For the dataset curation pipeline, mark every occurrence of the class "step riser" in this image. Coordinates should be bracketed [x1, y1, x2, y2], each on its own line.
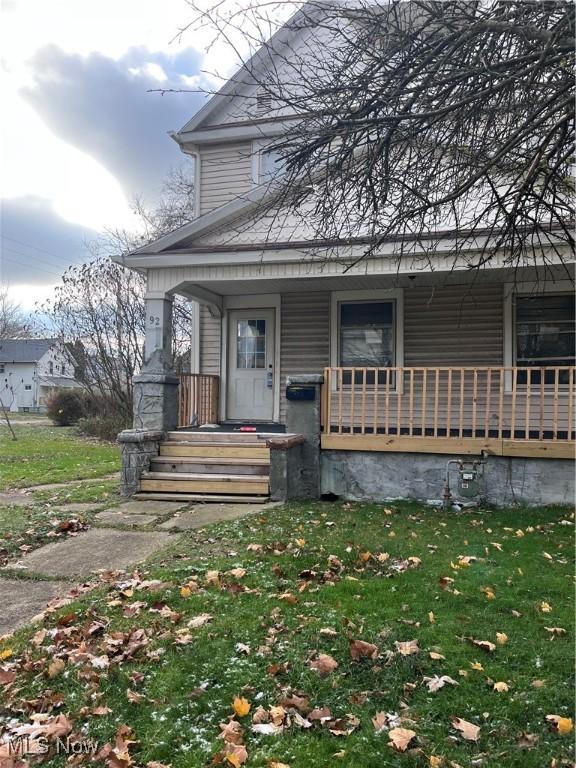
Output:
[150, 461, 269, 476]
[140, 479, 269, 495]
[160, 445, 270, 459]
[132, 493, 269, 503]
[166, 431, 276, 443]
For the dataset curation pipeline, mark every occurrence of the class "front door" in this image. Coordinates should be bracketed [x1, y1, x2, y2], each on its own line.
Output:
[227, 309, 275, 421]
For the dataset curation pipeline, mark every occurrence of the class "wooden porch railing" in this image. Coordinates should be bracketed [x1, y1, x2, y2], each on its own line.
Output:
[321, 367, 575, 458]
[178, 374, 219, 427]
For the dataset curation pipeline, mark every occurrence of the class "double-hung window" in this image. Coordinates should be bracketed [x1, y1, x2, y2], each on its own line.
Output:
[515, 293, 574, 384]
[338, 300, 395, 385]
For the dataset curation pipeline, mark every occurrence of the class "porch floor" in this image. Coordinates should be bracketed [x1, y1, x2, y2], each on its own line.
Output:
[176, 422, 286, 434]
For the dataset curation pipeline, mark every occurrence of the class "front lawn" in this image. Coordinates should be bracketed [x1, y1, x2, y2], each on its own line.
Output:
[0, 424, 119, 489]
[1, 501, 573, 767]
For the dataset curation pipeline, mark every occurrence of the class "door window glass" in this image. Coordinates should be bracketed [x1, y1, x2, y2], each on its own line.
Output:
[237, 319, 266, 369]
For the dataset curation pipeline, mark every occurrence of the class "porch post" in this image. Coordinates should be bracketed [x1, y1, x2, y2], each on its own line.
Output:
[132, 294, 179, 432]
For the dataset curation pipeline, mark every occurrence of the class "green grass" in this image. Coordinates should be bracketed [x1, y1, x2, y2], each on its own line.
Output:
[1, 501, 573, 767]
[0, 423, 119, 490]
[0, 423, 121, 563]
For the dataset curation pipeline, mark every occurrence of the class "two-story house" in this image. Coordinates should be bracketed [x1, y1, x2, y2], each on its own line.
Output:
[0, 338, 81, 413]
[116, 5, 574, 505]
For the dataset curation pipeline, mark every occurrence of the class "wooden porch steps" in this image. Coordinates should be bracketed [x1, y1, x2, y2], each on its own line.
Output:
[137, 430, 272, 501]
[132, 492, 270, 503]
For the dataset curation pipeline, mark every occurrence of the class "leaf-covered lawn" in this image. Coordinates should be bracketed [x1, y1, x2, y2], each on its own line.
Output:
[0, 424, 119, 490]
[0, 480, 121, 566]
[1, 501, 574, 767]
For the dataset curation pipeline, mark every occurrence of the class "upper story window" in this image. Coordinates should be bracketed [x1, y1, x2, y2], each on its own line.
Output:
[48, 361, 54, 375]
[0, 364, 4, 374]
[61, 363, 66, 375]
[259, 147, 286, 183]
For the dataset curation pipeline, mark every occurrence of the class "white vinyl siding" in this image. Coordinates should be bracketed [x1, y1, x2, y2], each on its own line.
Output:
[199, 305, 222, 376]
[404, 284, 503, 366]
[280, 292, 331, 420]
[199, 142, 253, 216]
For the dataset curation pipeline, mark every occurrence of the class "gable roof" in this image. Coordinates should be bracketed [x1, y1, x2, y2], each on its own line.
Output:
[0, 338, 58, 364]
[174, 2, 324, 138]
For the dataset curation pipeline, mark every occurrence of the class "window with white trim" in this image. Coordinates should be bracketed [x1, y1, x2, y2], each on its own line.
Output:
[259, 147, 285, 183]
[338, 300, 395, 385]
[0, 364, 4, 374]
[515, 293, 574, 384]
[515, 294, 574, 366]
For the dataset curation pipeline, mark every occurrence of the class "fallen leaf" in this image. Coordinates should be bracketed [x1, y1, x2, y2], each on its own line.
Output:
[451, 717, 480, 741]
[395, 639, 419, 656]
[219, 720, 244, 745]
[467, 637, 496, 652]
[180, 586, 192, 598]
[224, 744, 248, 767]
[429, 651, 445, 660]
[309, 653, 339, 676]
[546, 715, 573, 735]
[423, 675, 458, 692]
[493, 681, 509, 692]
[227, 568, 247, 579]
[47, 658, 66, 678]
[205, 570, 221, 587]
[328, 714, 360, 736]
[429, 757, 443, 767]
[539, 601, 552, 613]
[188, 613, 213, 629]
[388, 727, 416, 751]
[0, 649, 13, 661]
[496, 632, 508, 645]
[232, 697, 251, 718]
[517, 732, 539, 749]
[349, 638, 379, 660]
[428, 612, 435, 624]
[251, 723, 283, 735]
[544, 626, 566, 636]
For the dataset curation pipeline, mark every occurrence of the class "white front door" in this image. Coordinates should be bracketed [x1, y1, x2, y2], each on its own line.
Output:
[227, 309, 275, 421]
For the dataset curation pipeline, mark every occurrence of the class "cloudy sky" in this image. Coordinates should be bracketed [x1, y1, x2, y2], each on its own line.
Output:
[0, 0, 243, 309]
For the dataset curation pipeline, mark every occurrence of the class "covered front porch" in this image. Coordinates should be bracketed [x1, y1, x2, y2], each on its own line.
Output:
[157, 263, 574, 461]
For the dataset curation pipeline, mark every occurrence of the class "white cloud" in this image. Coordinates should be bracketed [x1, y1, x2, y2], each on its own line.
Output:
[1, 71, 135, 231]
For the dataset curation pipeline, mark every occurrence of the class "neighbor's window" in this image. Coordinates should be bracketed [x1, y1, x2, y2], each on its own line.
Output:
[0, 364, 4, 374]
[61, 364, 66, 375]
[24, 385, 32, 390]
[339, 301, 395, 384]
[48, 361, 54, 374]
[515, 294, 575, 384]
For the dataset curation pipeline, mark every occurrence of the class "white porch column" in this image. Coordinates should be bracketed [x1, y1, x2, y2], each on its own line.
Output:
[132, 293, 179, 431]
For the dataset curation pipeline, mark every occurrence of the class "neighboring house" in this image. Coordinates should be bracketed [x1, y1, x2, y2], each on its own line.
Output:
[115, 6, 574, 505]
[0, 338, 81, 413]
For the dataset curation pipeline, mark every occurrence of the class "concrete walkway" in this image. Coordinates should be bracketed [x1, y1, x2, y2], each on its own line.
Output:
[0, 498, 278, 636]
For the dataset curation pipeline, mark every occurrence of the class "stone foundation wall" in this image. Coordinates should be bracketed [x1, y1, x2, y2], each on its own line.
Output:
[118, 430, 164, 497]
[321, 451, 575, 506]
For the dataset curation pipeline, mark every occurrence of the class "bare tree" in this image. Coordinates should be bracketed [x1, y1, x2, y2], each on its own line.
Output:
[0, 288, 29, 340]
[38, 166, 195, 418]
[178, 0, 574, 272]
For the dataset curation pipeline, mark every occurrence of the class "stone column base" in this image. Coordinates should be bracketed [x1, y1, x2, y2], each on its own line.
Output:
[283, 374, 324, 499]
[118, 429, 164, 496]
[133, 371, 179, 432]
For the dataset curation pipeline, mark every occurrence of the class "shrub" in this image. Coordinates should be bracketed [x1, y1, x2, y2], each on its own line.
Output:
[46, 390, 87, 426]
[76, 415, 130, 442]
